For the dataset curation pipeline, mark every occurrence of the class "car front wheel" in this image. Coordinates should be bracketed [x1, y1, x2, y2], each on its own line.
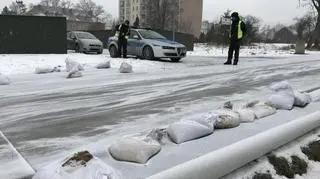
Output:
[109, 45, 118, 58]
[143, 46, 154, 60]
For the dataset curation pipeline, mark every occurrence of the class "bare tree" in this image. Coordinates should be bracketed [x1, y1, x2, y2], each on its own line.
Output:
[75, 0, 105, 22]
[8, 1, 27, 15]
[299, 0, 320, 49]
[243, 15, 261, 44]
[1, 6, 10, 15]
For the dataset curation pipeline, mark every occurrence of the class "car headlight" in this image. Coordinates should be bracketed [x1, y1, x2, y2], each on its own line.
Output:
[162, 46, 175, 50]
[152, 44, 161, 47]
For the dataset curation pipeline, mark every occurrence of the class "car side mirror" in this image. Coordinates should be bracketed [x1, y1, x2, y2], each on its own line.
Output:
[133, 35, 139, 40]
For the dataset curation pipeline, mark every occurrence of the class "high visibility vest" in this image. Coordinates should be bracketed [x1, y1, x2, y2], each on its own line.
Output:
[115, 24, 129, 39]
[238, 21, 243, 39]
[230, 21, 244, 40]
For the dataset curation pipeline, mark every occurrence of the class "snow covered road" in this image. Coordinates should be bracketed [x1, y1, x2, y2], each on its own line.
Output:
[0, 51, 320, 178]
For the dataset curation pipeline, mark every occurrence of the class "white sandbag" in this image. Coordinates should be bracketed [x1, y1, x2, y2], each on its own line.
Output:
[167, 115, 215, 144]
[250, 104, 277, 119]
[35, 67, 54, 74]
[294, 92, 312, 107]
[267, 81, 295, 110]
[119, 62, 133, 73]
[96, 61, 111, 69]
[0, 75, 10, 85]
[236, 108, 255, 123]
[212, 109, 240, 129]
[109, 135, 161, 164]
[33, 151, 121, 179]
[65, 58, 84, 72]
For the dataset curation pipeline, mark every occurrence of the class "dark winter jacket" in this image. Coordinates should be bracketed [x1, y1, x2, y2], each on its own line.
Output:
[230, 18, 247, 41]
[118, 23, 130, 39]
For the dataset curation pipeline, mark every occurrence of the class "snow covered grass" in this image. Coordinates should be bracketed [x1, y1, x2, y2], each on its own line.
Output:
[188, 43, 300, 57]
[222, 128, 320, 179]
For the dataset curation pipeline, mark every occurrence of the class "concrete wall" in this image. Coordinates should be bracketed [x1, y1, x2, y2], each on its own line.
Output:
[0, 15, 66, 54]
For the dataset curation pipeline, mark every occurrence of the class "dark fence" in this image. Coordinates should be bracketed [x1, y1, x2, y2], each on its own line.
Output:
[0, 15, 66, 54]
[88, 29, 194, 51]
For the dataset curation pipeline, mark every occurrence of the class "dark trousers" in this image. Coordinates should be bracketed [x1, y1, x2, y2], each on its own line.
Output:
[118, 38, 128, 58]
[227, 40, 241, 65]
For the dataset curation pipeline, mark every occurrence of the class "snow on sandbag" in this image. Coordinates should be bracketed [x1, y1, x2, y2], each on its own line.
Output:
[250, 103, 277, 119]
[119, 62, 133, 73]
[167, 114, 215, 144]
[212, 109, 240, 129]
[65, 58, 84, 72]
[267, 81, 295, 110]
[0, 75, 10, 85]
[236, 108, 255, 123]
[109, 133, 161, 164]
[294, 92, 312, 107]
[33, 151, 121, 179]
[96, 61, 111, 69]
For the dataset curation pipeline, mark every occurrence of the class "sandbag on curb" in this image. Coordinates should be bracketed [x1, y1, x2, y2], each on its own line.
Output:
[250, 103, 277, 119]
[212, 109, 240, 129]
[0, 75, 10, 85]
[119, 62, 133, 73]
[167, 115, 215, 144]
[35, 67, 54, 74]
[294, 92, 312, 107]
[67, 70, 82, 79]
[96, 61, 111, 69]
[65, 58, 84, 72]
[267, 81, 295, 110]
[33, 151, 121, 179]
[109, 134, 161, 164]
[236, 108, 255, 123]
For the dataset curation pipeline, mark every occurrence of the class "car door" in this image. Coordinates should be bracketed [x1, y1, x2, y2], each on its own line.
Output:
[67, 32, 77, 50]
[127, 30, 141, 56]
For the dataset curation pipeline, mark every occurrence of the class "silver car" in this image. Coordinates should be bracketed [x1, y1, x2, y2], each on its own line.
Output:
[108, 28, 187, 62]
[67, 31, 103, 54]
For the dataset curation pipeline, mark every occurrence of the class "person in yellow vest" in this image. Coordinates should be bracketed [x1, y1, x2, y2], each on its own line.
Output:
[224, 12, 247, 65]
[115, 20, 130, 58]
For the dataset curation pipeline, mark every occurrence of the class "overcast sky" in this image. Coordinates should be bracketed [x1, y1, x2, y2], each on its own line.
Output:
[0, 0, 309, 25]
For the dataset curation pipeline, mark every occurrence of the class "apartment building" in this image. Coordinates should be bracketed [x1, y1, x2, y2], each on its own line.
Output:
[119, 0, 203, 37]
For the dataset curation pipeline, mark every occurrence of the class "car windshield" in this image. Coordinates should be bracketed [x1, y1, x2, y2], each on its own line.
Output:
[74, 32, 97, 39]
[138, 30, 166, 39]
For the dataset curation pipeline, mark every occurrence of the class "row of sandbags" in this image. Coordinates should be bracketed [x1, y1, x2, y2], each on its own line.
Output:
[32, 81, 314, 179]
[107, 81, 313, 165]
[34, 58, 133, 79]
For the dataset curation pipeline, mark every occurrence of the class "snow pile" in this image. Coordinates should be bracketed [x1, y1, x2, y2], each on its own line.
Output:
[212, 109, 241, 129]
[267, 81, 295, 110]
[294, 92, 312, 107]
[33, 151, 121, 179]
[119, 62, 133, 73]
[167, 114, 215, 144]
[96, 61, 111, 69]
[109, 133, 161, 164]
[0, 73, 10, 85]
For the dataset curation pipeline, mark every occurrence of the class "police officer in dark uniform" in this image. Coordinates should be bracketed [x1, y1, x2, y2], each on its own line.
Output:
[115, 20, 130, 58]
[224, 12, 247, 65]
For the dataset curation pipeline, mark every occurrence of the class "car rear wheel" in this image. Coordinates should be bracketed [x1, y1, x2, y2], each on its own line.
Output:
[109, 45, 118, 58]
[171, 58, 181, 62]
[143, 46, 154, 60]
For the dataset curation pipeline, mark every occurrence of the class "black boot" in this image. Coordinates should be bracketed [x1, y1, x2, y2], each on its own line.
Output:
[224, 61, 232, 65]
